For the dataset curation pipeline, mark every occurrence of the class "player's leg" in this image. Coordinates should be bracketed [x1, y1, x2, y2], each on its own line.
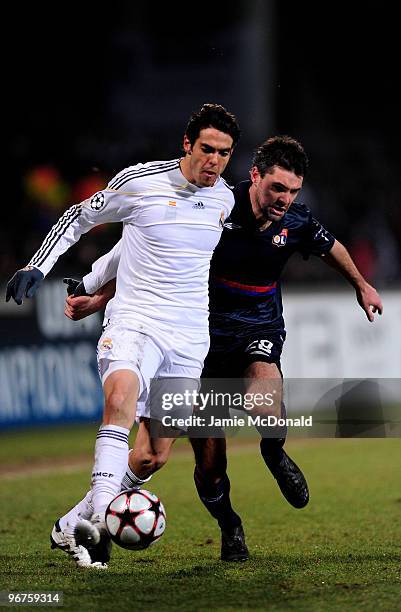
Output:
[52, 416, 172, 567]
[73, 367, 140, 562]
[73, 326, 166, 556]
[190, 436, 249, 562]
[244, 360, 285, 456]
[57, 423, 163, 524]
[191, 436, 239, 529]
[193, 334, 248, 560]
[90, 368, 139, 511]
[52, 376, 137, 570]
[124, 327, 206, 486]
[121, 418, 176, 490]
[50, 369, 139, 568]
[244, 360, 309, 508]
[56, 490, 94, 534]
[50, 491, 103, 569]
[54, 326, 166, 568]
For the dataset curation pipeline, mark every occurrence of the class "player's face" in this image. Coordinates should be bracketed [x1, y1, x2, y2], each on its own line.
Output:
[182, 128, 233, 187]
[250, 165, 303, 223]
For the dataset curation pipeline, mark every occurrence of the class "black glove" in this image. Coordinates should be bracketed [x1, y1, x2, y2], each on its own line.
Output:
[63, 278, 88, 297]
[6, 266, 44, 305]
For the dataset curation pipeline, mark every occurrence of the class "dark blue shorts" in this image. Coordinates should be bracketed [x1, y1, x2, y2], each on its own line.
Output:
[202, 326, 286, 378]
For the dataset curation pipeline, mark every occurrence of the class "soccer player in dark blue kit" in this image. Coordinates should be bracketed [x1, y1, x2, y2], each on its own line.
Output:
[54, 136, 383, 563]
[190, 136, 382, 560]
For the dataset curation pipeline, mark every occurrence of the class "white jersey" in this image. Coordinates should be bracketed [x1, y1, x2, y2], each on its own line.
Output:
[83, 240, 122, 295]
[29, 159, 234, 334]
[83, 239, 121, 326]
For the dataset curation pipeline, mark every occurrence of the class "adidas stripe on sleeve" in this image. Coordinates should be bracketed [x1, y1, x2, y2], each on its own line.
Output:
[27, 191, 134, 277]
[28, 160, 178, 277]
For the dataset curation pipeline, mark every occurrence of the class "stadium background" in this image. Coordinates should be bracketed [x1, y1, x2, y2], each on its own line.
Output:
[1, 1, 399, 428]
[1, 4, 401, 610]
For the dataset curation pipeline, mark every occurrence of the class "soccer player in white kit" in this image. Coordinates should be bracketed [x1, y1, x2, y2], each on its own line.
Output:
[6, 103, 241, 568]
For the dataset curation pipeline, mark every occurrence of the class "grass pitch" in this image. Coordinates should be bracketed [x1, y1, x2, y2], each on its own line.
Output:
[0, 426, 401, 611]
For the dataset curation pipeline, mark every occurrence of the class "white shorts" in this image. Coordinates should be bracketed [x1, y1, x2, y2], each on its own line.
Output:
[97, 320, 208, 420]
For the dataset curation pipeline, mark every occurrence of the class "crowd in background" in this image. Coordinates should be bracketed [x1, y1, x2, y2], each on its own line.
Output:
[3, 2, 400, 290]
[2, 139, 399, 289]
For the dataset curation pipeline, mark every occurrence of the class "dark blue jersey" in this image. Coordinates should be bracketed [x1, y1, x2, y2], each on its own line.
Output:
[209, 180, 335, 331]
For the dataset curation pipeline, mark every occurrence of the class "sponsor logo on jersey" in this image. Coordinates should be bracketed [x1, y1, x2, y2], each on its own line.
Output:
[90, 192, 106, 211]
[272, 228, 288, 247]
[100, 337, 113, 351]
[193, 201, 205, 209]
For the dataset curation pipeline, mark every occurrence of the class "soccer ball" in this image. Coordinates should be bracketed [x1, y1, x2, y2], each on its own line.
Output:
[105, 488, 166, 550]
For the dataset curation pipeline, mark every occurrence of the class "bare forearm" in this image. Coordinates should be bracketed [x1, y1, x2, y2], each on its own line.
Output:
[97, 278, 116, 307]
[65, 279, 116, 321]
[322, 239, 383, 321]
[322, 240, 366, 290]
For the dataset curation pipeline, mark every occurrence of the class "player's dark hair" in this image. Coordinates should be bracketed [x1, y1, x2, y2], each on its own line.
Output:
[185, 103, 241, 148]
[252, 136, 309, 177]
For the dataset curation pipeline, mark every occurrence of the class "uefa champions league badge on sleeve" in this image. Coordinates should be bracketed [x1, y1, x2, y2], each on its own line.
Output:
[272, 228, 288, 247]
[90, 192, 106, 211]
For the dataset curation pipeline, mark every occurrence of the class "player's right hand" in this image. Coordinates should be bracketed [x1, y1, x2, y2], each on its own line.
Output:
[356, 283, 383, 322]
[5, 266, 44, 305]
[63, 277, 104, 321]
[64, 294, 96, 321]
[63, 277, 114, 321]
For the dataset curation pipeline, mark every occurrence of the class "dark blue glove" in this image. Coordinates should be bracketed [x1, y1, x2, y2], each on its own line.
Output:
[63, 278, 88, 297]
[6, 266, 44, 305]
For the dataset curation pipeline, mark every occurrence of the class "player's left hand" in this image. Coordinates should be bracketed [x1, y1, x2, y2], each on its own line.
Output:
[5, 266, 44, 305]
[356, 283, 383, 322]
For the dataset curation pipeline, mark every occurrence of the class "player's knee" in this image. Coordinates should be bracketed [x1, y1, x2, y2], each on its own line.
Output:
[105, 391, 129, 418]
[133, 449, 168, 474]
[195, 460, 226, 485]
[153, 450, 169, 472]
[133, 447, 155, 471]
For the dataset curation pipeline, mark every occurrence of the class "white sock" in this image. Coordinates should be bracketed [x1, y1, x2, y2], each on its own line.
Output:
[59, 490, 93, 534]
[91, 424, 130, 514]
[120, 463, 152, 491]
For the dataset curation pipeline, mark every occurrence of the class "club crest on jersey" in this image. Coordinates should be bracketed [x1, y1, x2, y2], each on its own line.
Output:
[90, 192, 106, 211]
[100, 337, 113, 351]
[272, 228, 288, 247]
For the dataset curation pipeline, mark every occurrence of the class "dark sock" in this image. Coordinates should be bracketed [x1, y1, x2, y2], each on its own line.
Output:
[194, 468, 242, 532]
